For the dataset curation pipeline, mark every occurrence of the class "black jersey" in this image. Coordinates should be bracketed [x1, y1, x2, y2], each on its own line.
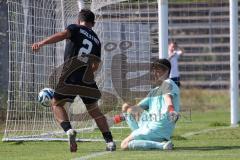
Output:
[64, 24, 101, 61]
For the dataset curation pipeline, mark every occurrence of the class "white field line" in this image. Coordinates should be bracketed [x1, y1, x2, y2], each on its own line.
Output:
[72, 127, 231, 160]
[72, 151, 112, 160]
[181, 126, 230, 138]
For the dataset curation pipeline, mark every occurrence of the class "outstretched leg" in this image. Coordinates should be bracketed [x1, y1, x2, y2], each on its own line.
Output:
[121, 133, 173, 150]
[128, 140, 173, 150]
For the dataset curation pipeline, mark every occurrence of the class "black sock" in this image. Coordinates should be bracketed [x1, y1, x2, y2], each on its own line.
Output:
[60, 121, 72, 132]
[102, 132, 113, 143]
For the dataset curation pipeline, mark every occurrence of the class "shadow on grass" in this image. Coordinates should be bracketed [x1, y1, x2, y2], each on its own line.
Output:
[209, 121, 228, 127]
[13, 141, 24, 145]
[172, 135, 187, 140]
[175, 146, 240, 151]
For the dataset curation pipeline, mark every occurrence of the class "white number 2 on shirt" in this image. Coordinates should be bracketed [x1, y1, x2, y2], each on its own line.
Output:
[79, 39, 93, 55]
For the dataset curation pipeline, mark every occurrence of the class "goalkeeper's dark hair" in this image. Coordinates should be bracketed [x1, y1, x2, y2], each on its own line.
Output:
[78, 9, 95, 23]
[151, 58, 171, 76]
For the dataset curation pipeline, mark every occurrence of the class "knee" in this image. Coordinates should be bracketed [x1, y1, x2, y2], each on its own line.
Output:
[51, 100, 65, 116]
[122, 103, 132, 112]
[86, 103, 98, 113]
[51, 98, 65, 107]
[51, 104, 57, 111]
[86, 103, 104, 118]
[51, 98, 57, 107]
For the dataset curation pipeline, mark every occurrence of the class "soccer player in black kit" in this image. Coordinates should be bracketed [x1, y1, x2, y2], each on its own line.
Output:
[32, 9, 116, 152]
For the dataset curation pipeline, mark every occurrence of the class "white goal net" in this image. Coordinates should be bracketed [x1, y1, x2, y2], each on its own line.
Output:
[3, 0, 156, 141]
[4, 0, 235, 141]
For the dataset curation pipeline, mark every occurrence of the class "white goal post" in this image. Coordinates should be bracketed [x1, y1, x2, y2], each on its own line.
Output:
[229, 0, 239, 127]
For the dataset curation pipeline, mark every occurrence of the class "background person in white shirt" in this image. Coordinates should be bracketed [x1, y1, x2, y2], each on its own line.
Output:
[168, 41, 184, 87]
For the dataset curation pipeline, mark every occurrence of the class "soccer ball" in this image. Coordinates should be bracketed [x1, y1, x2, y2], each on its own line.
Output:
[38, 88, 54, 107]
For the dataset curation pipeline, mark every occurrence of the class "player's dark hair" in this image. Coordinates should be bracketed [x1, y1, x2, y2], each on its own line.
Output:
[151, 58, 171, 76]
[78, 9, 95, 23]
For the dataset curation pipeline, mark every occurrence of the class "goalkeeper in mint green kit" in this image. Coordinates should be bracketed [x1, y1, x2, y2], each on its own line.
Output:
[115, 59, 180, 150]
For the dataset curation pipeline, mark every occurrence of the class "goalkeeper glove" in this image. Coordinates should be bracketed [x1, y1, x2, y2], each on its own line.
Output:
[169, 111, 180, 123]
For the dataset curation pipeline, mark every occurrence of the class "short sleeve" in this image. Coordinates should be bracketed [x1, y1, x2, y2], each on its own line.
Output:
[66, 24, 79, 40]
[161, 80, 177, 96]
[137, 96, 150, 110]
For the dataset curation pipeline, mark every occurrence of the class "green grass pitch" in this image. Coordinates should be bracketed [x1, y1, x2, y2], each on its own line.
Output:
[0, 90, 240, 160]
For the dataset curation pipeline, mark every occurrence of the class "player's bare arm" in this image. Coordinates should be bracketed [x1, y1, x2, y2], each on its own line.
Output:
[122, 103, 143, 113]
[31, 30, 70, 52]
[164, 94, 180, 123]
[164, 94, 174, 108]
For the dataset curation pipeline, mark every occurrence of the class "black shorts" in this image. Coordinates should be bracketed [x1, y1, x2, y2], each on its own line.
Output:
[53, 61, 101, 105]
[53, 83, 101, 105]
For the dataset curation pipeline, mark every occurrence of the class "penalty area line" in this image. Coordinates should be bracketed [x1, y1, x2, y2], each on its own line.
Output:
[72, 151, 112, 160]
